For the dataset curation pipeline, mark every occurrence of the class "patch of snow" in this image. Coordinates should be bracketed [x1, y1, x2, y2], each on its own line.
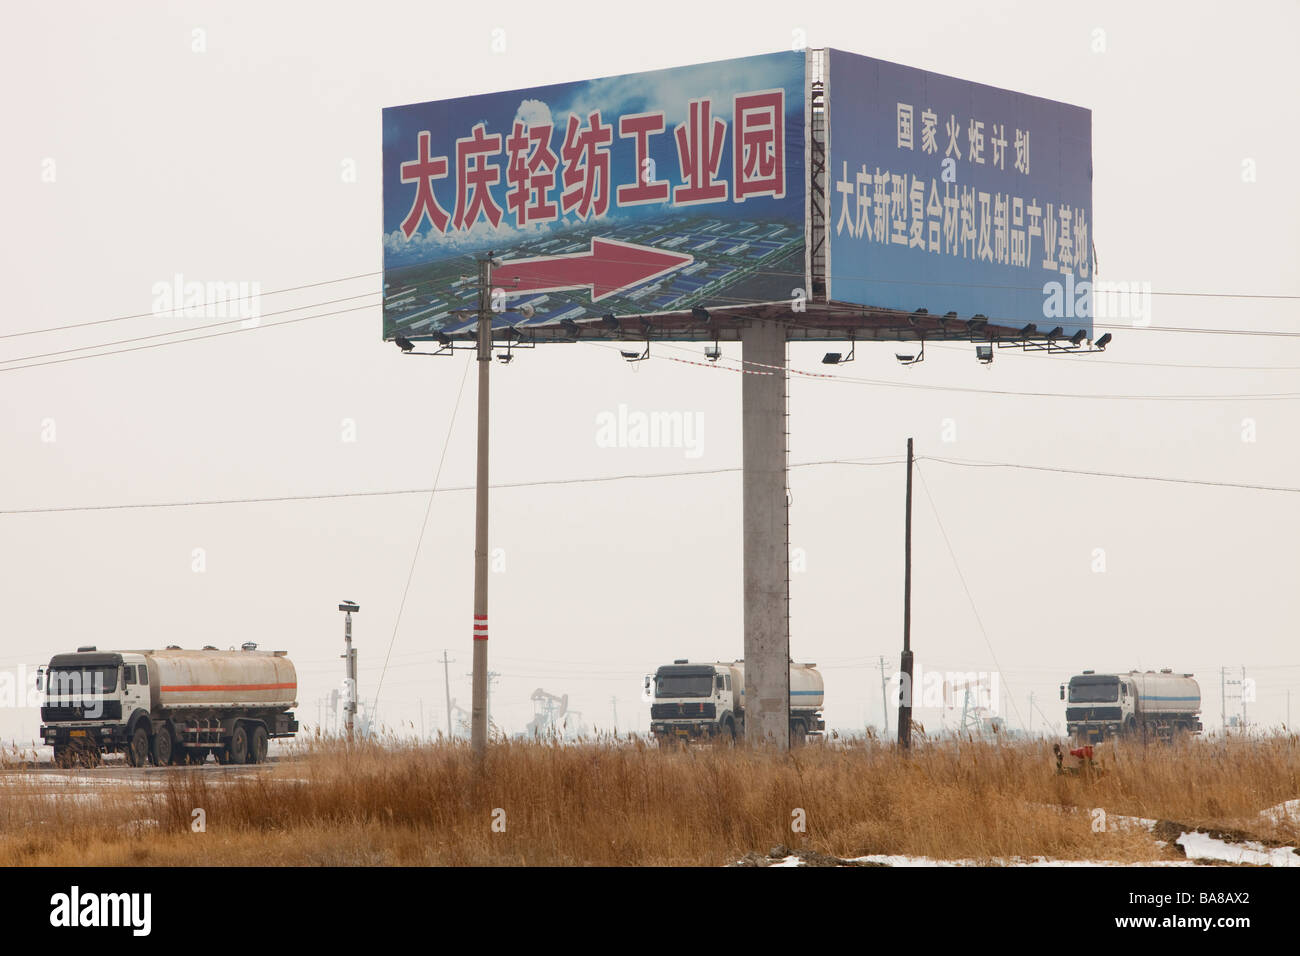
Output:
[1260, 799, 1300, 826]
[1107, 813, 1158, 831]
[1176, 831, 1300, 867]
[844, 854, 1194, 867]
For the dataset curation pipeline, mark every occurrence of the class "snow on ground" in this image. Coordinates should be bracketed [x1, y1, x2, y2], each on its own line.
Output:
[1260, 799, 1300, 826]
[847, 854, 1195, 867]
[1176, 831, 1300, 867]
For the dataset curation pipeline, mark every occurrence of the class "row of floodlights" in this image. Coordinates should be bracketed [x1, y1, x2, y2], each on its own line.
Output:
[394, 304, 1110, 368]
[394, 307, 716, 364]
[822, 311, 1110, 367]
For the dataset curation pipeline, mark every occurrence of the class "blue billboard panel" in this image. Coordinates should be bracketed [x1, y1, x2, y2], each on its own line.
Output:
[826, 49, 1092, 337]
[382, 52, 807, 340]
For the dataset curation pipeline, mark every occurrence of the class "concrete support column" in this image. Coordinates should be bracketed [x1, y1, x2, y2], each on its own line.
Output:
[741, 319, 790, 750]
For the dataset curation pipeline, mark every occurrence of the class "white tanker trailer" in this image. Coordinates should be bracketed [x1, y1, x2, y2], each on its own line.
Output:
[38, 644, 299, 766]
[647, 659, 825, 745]
[1061, 669, 1202, 744]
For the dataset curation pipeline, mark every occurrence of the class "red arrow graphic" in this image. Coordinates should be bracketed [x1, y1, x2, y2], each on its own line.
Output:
[498, 238, 694, 302]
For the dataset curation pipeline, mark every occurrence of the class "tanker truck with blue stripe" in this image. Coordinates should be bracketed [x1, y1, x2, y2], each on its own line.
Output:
[1061, 669, 1202, 743]
[648, 660, 825, 745]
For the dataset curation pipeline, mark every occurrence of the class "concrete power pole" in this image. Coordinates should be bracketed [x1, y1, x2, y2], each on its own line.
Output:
[878, 656, 890, 736]
[339, 601, 360, 741]
[897, 438, 915, 751]
[439, 650, 455, 737]
[470, 254, 494, 757]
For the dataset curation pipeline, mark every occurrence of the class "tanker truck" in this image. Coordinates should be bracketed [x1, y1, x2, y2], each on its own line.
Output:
[647, 659, 825, 745]
[1061, 669, 1202, 744]
[37, 644, 299, 766]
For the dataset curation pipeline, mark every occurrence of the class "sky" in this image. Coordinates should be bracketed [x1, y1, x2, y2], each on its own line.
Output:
[1, 0, 1297, 744]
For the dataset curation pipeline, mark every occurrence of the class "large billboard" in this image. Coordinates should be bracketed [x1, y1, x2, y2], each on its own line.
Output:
[382, 52, 807, 341]
[825, 49, 1093, 337]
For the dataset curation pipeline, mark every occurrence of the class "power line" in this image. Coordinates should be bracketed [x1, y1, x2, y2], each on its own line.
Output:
[924, 341, 1300, 373]
[747, 265, 1300, 303]
[0, 458, 902, 516]
[630, 339, 1300, 402]
[0, 301, 377, 374]
[917, 454, 1300, 494]
[0, 263, 1295, 382]
[0, 271, 381, 340]
[373, 355, 472, 710]
[4, 450, 1295, 518]
[913, 460, 1024, 731]
[0, 292, 378, 366]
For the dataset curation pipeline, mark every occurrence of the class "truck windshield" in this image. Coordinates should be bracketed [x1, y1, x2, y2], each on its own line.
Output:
[46, 666, 117, 698]
[1069, 679, 1118, 703]
[656, 674, 713, 698]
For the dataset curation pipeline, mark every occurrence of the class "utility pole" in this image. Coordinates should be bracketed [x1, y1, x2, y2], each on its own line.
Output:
[470, 253, 494, 757]
[1220, 666, 1226, 732]
[439, 650, 455, 737]
[1241, 666, 1248, 730]
[897, 437, 914, 751]
[611, 695, 618, 733]
[339, 601, 360, 741]
[878, 656, 890, 736]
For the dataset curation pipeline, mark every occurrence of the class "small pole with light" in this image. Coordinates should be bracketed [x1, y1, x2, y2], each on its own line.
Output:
[339, 601, 360, 741]
[897, 438, 914, 751]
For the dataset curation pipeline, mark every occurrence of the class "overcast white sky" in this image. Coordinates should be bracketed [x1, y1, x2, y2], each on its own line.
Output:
[1, 0, 1297, 743]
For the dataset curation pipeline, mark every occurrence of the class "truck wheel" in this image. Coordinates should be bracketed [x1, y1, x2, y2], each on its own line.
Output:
[720, 717, 737, 745]
[226, 724, 249, 765]
[249, 726, 268, 764]
[188, 749, 208, 766]
[126, 725, 150, 767]
[151, 724, 174, 766]
[790, 720, 807, 747]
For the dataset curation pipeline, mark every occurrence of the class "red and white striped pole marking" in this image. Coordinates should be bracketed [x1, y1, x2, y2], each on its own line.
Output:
[473, 614, 488, 641]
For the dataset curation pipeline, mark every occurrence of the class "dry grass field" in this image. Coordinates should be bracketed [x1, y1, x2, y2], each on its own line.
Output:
[1, 733, 1297, 866]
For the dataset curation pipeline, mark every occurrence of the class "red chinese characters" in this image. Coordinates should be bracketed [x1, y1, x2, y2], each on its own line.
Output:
[673, 99, 728, 205]
[560, 111, 614, 220]
[505, 121, 559, 226]
[394, 87, 789, 239]
[616, 112, 670, 206]
[734, 90, 785, 201]
[452, 123, 504, 231]
[399, 131, 450, 238]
